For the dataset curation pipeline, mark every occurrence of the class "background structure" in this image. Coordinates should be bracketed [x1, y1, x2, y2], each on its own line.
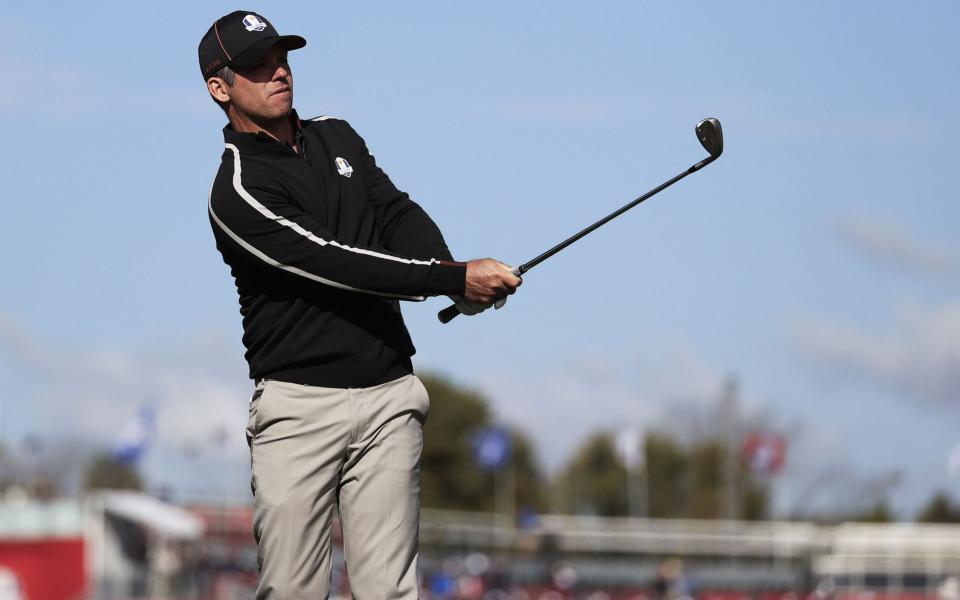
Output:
[1, 3, 959, 598]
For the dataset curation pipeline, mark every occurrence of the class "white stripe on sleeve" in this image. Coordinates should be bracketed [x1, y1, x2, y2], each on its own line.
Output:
[208, 145, 430, 301]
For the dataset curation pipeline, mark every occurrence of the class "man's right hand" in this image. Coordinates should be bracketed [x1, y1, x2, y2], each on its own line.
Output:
[464, 259, 522, 304]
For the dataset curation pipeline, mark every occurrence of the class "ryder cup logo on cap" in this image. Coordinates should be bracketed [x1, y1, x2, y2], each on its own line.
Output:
[335, 157, 354, 178]
[198, 11, 306, 79]
[242, 14, 268, 32]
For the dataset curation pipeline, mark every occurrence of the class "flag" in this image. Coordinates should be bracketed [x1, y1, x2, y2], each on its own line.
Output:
[112, 405, 155, 464]
[615, 428, 644, 470]
[471, 426, 511, 471]
[949, 443, 960, 478]
[740, 431, 786, 475]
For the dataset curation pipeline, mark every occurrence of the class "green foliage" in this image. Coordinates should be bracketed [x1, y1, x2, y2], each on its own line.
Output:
[739, 475, 769, 521]
[419, 372, 774, 520]
[689, 440, 726, 519]
[559, 429, 770, 519]
[419, 373, 546, 513]
[651, 431, 769, 520]
[645, 432, 689, 518]
[83, 453, 143, 491]
[916, 491, 960, 523]
[556, 432, 628, 516]
[853, 500, 894, 523]
[511, 432, 549, 513]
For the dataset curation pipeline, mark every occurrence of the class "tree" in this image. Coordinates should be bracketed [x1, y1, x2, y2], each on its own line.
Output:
[645, 432, 690, 518]
[83, 453, 143, 491]
[646, 430, 768, 520]
[916, 491, 960, 523]
[419, 373, 547, 513]
[0, 443, 13, 494]
[555, 432, 628, 516]
[738, 472, 769, 521]
[636, 377, 771, 519]
[557, 427, 770, 519]
[689, 439, 726, 519]
[853, 500, 893, 523]
[511, 431, 549, 513]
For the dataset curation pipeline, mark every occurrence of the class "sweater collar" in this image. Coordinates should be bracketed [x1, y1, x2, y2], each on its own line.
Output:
[222, 109, 303, 155]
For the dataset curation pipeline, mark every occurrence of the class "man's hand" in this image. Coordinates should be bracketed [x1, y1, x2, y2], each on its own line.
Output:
[464, 259, 522, 304]
[448, 295, 491, 316]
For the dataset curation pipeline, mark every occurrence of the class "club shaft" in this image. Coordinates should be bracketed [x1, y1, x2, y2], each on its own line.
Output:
[438, 153, 717, 324]
[519, 155, 714, 275]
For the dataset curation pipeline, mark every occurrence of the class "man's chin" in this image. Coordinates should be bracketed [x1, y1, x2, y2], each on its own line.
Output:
[261, 103, 293, 121]
[271, 99, 294, 118]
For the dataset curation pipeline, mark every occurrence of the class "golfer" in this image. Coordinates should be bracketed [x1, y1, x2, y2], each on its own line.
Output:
[198, 10, 521, 598]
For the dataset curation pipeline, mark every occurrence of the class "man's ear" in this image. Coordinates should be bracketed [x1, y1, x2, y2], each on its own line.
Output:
[207, 77, 231, 103]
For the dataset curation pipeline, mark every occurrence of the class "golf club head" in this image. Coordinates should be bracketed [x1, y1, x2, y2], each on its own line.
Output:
[696, 118, 723, 158]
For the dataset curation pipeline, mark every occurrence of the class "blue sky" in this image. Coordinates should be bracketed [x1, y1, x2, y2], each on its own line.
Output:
[1, 2, 958, 516]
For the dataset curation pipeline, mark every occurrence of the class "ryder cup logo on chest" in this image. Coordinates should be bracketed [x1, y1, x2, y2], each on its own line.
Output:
[242, 14, 268, 32]
[335, 157, 353, 178]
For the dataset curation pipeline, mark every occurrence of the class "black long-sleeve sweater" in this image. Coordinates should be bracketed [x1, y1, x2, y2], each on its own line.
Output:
[208, 114, 466, 387]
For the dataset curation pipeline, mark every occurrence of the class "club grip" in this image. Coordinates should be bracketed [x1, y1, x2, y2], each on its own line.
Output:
[438, 303, 461, 324]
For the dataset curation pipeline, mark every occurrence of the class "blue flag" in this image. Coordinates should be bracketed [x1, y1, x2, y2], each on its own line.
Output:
[112, 405, 155, 464]
[471, 426, 512, 471]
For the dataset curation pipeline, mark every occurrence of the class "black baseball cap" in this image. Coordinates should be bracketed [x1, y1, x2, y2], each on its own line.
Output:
[198, 10, 306, 80]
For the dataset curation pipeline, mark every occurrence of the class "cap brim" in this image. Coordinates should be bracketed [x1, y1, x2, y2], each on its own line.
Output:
[230, 35, 306, 69]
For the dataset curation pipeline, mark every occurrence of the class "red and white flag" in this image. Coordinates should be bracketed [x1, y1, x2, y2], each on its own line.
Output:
[740, 432, 786, 475]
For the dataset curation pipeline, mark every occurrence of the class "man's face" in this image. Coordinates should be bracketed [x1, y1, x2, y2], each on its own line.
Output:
[227, 45, 294, 122]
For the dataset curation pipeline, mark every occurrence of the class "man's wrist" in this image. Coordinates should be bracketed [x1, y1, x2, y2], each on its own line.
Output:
[426, 261, 467, 296]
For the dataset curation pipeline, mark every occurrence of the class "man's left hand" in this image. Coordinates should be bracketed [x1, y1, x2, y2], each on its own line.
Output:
[448, 295, 492, 316]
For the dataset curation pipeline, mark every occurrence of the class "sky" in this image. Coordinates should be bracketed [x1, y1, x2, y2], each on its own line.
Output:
[1, 1, 958, 517]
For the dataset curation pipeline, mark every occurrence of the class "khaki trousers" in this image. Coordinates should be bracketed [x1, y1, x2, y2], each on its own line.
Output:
[246, 374, 430, 599]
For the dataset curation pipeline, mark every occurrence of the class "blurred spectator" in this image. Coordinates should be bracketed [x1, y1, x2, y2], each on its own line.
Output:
[0, 568, 26, 600]
[939, 576, 960, 600]
[653, 559, 694, 600]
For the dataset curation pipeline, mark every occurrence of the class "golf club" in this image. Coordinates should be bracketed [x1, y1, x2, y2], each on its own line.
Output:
[438, 117, 724, 324]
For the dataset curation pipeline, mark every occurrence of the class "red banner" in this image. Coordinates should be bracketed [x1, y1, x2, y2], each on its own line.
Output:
[0, 538, 86, 600]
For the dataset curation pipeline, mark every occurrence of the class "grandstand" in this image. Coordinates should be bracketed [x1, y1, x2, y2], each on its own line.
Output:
[3, 496, 958, 598]
[420, 510, 960, 596]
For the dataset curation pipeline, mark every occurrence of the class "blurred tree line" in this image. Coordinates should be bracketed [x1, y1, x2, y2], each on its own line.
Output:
[419, 374, 547, 513]
[420, 374, 766, 520]
[552, 431, 767, 519]
[0, 371, 957, 524]
[415, 373, 960, 524]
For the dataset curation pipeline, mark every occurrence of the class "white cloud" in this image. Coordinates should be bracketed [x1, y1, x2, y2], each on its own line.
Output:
[0, 312, 251, 465]
[0, 53, 210, 117]
[716, 92, 935, 143]
[836, 213, 960, 276]
[791, 303, 960, 407]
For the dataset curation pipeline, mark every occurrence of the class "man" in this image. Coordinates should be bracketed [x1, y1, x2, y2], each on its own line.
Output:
[198, 10, 521, 599]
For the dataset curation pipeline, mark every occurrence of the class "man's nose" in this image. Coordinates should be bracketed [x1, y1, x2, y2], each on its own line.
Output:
[273, 59, 289, 74]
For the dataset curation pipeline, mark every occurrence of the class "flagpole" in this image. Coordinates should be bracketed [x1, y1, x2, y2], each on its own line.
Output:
[493, 463, 500, 534]
[616, 428, 644, 518]
[0, 395, 4, 490]
[775, 472, 791, 584]
[722, 377, 739, 521]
